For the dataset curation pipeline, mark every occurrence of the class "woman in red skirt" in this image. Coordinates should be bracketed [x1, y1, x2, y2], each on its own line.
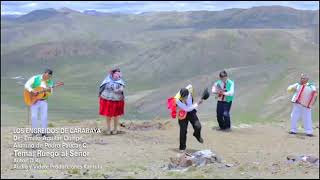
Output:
[99, 68, 125, 134]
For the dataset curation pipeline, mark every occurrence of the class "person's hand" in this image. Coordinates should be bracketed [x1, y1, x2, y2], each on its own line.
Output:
[45, 87, 52, 93]
[218, 90, 224, 95]
[114, 89, 123, 94]
[31, 90, 39, 96]
[291, 87, 297, 91]
[198, 99, 204, 105]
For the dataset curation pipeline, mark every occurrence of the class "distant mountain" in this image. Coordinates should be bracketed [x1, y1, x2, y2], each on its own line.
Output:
[4, 6, 319, 28]
[11, 7, 82, 23]
[83, 9, 138, 16]
[143, 6, 319, 29]
[83, 10, 108, 16]
[1, 14, 21, 21]
[14, 8, 60, 23]
[57, 7, 81, 15]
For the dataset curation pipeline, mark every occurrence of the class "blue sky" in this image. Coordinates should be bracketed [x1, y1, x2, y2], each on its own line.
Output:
[1, 1, 319, 15]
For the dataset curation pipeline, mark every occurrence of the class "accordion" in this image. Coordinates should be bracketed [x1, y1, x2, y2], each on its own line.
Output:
[294, 84, 317, 108]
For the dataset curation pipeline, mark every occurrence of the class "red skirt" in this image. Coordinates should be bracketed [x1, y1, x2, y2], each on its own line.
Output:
[99, 98, 125, 117]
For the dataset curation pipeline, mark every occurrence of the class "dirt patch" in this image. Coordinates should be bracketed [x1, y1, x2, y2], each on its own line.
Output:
[120, 120, 171, 131]
[1, 120, 319, 179]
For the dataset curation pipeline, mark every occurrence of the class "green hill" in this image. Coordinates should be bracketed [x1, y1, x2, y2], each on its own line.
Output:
[1, 6, 319, 126]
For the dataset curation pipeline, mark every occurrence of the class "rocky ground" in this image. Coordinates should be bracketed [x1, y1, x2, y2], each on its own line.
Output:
[1, 119, 319, 179]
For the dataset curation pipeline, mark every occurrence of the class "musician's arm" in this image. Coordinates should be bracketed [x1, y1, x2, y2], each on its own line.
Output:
[223, 81, 234, 96]
[287, 83, 298, 93]
[114, 84, 124, 94]
[310, 84, 317, 91]
[176, 97, 199, 112]
[24, 76, 36, 92]
[212, 82, 218, 94]
[46, 80, 54, 95]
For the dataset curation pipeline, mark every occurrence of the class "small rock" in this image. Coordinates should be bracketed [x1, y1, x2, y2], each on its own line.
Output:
[30, 175, 34, 178]
[102, 174, 109, 179]
[287, 155, 298, 161]
[306, 156, 319, 163]
[214, 155, 223, 163]
[226, 163, 233, 167]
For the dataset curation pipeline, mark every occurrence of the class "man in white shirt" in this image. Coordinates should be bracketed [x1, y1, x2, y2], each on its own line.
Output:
[175, 86, 204, 151]
[287, 73, 317, 137]
[24, 69, 54, 136]
[212, 70, 235, 131]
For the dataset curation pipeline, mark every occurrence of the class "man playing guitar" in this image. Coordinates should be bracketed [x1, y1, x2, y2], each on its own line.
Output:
[24, 69, 55, 136]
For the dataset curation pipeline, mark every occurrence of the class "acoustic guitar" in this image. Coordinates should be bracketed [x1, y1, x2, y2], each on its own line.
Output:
[23, 81, 64, 106]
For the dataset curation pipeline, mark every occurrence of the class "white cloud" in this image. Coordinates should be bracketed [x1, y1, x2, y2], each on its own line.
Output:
[25, 2, 38, 8]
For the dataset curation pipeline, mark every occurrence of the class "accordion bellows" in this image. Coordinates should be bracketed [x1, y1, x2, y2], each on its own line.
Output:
[294, 84, 317, 108]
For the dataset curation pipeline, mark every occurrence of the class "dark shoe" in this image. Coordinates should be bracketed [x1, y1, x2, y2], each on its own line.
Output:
[193, 133, 203, 143]
[289, 131, 297, 135]
[197, 137, 204, 143]
[306, 134, 313, 137]
[194, 135, 203, 143]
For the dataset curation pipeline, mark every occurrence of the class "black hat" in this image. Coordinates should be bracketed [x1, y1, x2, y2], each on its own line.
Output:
[180, 88, 189, 98]
[44, 68, 53, 75]
[219, 70, 227, 78]
[201, 87, 210, 100]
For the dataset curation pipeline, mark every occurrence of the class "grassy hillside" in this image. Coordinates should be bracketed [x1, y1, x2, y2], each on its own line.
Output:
[1, 7, 319, 126]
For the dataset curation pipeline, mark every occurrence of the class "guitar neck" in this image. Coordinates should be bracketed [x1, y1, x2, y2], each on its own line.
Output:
[37, 84, 63, 93]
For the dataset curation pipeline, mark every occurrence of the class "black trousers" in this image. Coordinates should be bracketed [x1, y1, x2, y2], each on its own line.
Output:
[216, 101, 232, 129]
[178, 109, 202, 150]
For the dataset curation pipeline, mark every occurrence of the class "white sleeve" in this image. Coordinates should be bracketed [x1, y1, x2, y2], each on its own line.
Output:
[287, 83, 298, 92]
[176, 99, 198, 112]
[223, 81, 234, 96]
[212, 82, 218, 93]
[24, 76, 36, 92]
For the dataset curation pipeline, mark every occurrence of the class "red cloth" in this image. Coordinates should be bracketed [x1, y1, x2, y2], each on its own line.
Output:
[222, 83, 226, 101]
[99, 97, 124, 117]
[167, 97, 176, 118]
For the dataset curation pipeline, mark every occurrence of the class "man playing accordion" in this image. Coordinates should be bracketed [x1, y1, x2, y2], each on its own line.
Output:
[287, 73, 318, 137]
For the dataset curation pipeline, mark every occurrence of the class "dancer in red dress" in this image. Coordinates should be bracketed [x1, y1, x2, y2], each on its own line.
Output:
[99, 68, 125, 134]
